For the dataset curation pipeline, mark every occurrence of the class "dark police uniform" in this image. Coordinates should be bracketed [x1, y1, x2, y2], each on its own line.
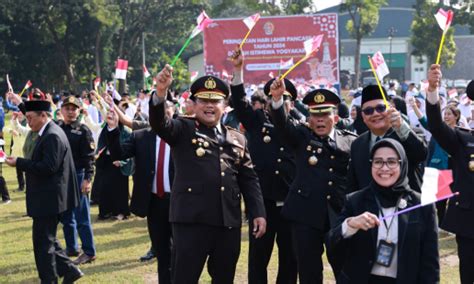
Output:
[230, 78, 297, 284]
[426, 91, 474, 284]
[271, 89, 357, 284]
[149, 75, 266, 284]
[57, 96, 96, 259]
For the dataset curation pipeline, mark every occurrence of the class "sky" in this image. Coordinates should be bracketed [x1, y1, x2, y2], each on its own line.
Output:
[313, 0, 342, 11]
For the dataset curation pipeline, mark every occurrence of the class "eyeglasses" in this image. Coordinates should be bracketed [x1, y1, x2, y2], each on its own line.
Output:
[370, 158, 401, 169]
[362, 104, 387, 116]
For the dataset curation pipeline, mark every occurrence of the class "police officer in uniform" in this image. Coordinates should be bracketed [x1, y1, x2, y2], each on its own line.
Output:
[229, 48, 297, 284]
[57, 96, 97, 265]
[270, 80, 357, 284]
[148, 65, 267, 284]
[426, 64, 474, 284]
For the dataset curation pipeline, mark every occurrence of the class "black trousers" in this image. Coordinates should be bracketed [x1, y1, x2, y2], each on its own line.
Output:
[147, 193, 172, 284]
[248, 200, 297, 284]
[16, 167, 25, 190]
[291, 222, 338, 284]
[32, 215, 75, 283]
[0, 175, 10, 201]
[172, 223, 241, 284]
[456, 235, 474, 284]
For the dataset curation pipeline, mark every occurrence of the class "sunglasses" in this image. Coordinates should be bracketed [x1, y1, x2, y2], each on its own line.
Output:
[362, 104, 387, 115]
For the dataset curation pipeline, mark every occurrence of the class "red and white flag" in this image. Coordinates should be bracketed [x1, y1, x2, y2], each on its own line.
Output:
[115, 59, 128, 80]
[6, 74, 13, 93]
[222, 69, 229, 79]
[435, 8, 454, 32]
[303, 34, 324, 57]
[243, 13, 261, 30]
[23, 80, 32, 90]
[269, 71, 275, 79]
[190, 71, 199, 81]
[280, 58, 294, 70]
[142, 65, 150, 78]
[0, 150, 5, 163]
[421, 168, 454, 205]
[190, 11, 212, 39]
[448, 88, 458, 99]
[370, 51, 390, 81]
[93, 77, 101, 91]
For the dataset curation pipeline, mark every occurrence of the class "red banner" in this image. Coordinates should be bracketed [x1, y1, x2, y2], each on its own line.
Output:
[203, 14, 339, 87]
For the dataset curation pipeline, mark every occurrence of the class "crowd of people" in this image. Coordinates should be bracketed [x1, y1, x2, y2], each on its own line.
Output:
[1, 47, 474, 284]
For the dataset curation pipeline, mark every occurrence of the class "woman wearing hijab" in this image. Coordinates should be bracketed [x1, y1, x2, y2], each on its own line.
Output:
[328, 138, 439, 283]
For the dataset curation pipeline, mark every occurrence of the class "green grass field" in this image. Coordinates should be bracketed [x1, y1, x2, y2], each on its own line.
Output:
[0, 118, 462, 283]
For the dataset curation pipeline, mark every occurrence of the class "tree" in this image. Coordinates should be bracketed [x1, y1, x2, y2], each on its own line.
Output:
[340, 0, 386, 88]
[410, 0, 456, 68]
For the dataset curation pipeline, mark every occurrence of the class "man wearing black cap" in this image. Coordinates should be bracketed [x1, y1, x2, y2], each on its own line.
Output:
[5, 99, 83, 283]
[57, 96, 97, 265]
[426, 64, 474, 283]
[230, 49, 297, 284]
[148, 65, 266, 284]
[270, 79, 357, 283]
[347, 85, 427, 192]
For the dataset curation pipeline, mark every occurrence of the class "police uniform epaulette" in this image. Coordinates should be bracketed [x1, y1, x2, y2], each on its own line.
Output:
[455, 126, 474, 134]
[178, 114, 197, 119]
[339, 129, 358, 137]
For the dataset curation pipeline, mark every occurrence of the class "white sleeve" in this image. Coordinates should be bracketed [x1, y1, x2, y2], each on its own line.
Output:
[341, 218, 359, 238]
[271, 97, 284, 109]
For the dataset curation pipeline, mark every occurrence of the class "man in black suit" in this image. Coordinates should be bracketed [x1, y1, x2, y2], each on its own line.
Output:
[105, 102, 174, 284]
[269, 81, 357, 284]
[149, 66, 267, 284]
[426, 65, 474, 283]
[347, 85, 427, 192]
[229, 49, 297, 284]
[6, 100, 83, 283]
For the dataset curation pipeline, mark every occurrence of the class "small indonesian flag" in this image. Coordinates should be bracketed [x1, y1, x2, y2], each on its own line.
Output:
[269, 72, 274, 79]
[143, 65, 150, 78]
[24, 80, 32, 90]
[94, 77, 101, 91]
[280, 58, 294, 70]
[304, 34, 324, 57]
[370, 51, 390, 81]
[115, 59, 128, 80]
[190, 71, 199, 82]
[0, 150, 5, 163]
[448, 88, 458, 99]
[190, 11, 212, 39]
[435, 8, 454, 32]
[6, 74, 13, 93]
[421, 168, 454, 205]
[222, 69, 229, 79]
[243, 13, 260, 30]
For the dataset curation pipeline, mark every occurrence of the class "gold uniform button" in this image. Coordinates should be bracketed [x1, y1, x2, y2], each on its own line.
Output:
[219, 147, 224, 151]
[221, 172, 225, 177]
[277, 158, 282, 163]
[221, 187, 225, 192]
[455, 202, 459, 206]
[327, 195, 331, 200]
[280, 147, 284, 151]
[297, 189, 301, 193]
[275, 170, 279, 175]
[329, 168, 333, 173]
[187, 188, 192, 192]
[330, 155, 335, 160]
[328, 181, 333, 186]
[220, 158, 224, 162]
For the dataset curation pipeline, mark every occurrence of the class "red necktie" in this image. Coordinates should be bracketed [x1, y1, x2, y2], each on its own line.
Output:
[156, 139, 166, 198]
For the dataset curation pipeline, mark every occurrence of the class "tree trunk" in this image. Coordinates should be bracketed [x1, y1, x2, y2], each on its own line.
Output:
[95, 30, 102, 79]
[354, 35, 362, 88]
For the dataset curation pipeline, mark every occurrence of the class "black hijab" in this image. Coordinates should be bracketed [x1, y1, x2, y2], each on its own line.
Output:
[369, 138, 411, 208]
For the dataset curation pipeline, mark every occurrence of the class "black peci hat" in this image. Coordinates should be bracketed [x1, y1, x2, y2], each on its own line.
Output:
[190, 75, 229, 100]
[361, 85, 388, 106]
[263, 78, 297, 101]
[466, 80, 474, 100]
[24, 100, 51, 112]
[302, 89, 341, 114]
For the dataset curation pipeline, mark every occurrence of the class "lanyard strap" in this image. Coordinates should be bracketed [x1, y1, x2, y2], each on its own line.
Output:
[373, 195, 401, 242]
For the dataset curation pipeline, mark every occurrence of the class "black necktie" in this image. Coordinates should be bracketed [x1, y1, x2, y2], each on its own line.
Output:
[375, 136, 382, 143]
[214, 127, 224, 144]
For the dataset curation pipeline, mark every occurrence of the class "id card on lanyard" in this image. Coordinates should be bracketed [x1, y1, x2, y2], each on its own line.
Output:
[374, 196, 401, 267]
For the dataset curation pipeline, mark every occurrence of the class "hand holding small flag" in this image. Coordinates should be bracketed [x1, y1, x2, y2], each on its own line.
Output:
[155, 65, 174, 95]
[434, 8, 454, 64]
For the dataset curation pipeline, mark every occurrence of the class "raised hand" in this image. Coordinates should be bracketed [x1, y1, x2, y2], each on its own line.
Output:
[155, 64, 174, 96]
[427, 64, 442, 92]
[270, 78, 286, 102]
[229, 46, 244, 70]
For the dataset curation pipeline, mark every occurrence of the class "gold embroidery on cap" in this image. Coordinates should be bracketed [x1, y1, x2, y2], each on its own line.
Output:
[314, 93, 325, 103]
[205, 77, 217, 89]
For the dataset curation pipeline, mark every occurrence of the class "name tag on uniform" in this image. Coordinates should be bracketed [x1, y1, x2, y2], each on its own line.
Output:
[466, 142, 474, 147]
[375, 240, 396, 267]
[276, 201, 284, 207]
[263, 122, 274, 128]
[309, 140, 323, 148]
[71, 129, 82, 135]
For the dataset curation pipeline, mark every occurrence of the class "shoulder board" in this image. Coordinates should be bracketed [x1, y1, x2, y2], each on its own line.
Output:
[178, 114, 196, 119]
[455, 126, 473, 133]
[339, 129, 358, 137]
